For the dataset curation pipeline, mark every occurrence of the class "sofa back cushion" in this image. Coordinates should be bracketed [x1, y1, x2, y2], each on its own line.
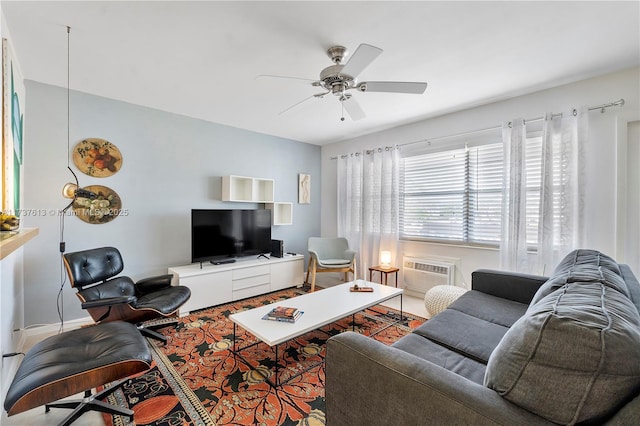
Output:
[531, 249, 629, 304]
[484, 250, 640, 424]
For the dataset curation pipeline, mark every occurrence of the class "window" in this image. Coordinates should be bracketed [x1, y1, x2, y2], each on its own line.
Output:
[400, 134, 544, 247]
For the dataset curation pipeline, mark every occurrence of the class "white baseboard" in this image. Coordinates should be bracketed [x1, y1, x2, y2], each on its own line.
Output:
[19, 316, 94, 343]
[404, 288, 427, 300]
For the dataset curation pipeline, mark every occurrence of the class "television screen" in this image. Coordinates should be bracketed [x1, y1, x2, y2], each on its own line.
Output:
[191, 209, 272, 263]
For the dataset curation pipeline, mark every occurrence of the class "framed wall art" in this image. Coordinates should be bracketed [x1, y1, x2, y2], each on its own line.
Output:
[298, 173, 310, 204]
[73, 138, 123, 177]
[72, 185, 122, 224]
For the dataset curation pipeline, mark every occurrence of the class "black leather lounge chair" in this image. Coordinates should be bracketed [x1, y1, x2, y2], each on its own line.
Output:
[63, 246, 191, 342]
[4, 321, 152, 425]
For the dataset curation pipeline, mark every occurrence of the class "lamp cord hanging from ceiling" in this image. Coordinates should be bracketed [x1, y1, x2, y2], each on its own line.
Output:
[58, 26, 72, 333]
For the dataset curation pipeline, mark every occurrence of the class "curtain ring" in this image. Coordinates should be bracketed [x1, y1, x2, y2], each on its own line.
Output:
[508, 121, 513, 128]
[572, 108, 577, 116]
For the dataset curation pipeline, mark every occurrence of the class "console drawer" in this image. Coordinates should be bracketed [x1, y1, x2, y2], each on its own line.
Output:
[232, 273, 270, 290]
[233, 265, 270, 280]
[233, 283, 271, 300]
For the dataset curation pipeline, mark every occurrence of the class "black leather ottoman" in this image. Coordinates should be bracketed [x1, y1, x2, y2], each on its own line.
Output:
[4, 321, 152, 425]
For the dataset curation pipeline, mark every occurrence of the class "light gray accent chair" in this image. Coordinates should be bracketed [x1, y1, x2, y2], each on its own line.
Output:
[305, 237, 356, 292]
[326, 249, 640, 425]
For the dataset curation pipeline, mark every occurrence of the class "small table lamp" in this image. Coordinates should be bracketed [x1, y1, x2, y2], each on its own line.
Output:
[380, 251, 392, 269]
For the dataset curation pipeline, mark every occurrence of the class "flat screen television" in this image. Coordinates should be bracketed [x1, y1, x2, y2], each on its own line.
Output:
[191, 209, 272, 264]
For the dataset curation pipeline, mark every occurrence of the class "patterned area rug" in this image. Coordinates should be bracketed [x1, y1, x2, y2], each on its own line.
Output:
[102, 287, 425, 425]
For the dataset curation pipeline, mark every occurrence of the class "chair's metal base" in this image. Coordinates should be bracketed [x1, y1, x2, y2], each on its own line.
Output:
[138, 325, 168, 342]
[138, 316, 180, 343]
[44, 379, 133, 426]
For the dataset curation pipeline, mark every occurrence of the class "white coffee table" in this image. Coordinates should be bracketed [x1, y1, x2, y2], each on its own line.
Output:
[229, 281, 403, 386]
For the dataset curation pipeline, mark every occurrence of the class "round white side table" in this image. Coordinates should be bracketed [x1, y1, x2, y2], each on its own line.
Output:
[424, 285, 467, 317]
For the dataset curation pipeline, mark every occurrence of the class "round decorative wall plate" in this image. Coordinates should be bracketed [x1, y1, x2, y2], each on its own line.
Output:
[72, 185, 122, 224]
[72, 138, 122, 177]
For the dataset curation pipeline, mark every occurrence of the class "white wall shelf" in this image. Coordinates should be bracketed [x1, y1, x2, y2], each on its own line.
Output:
[222, 175, 292, 225]
[222, 175, 275, 203]
[266, 202, 293, 226]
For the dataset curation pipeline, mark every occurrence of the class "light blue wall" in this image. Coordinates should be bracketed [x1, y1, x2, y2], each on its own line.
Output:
[22, 81, 321, 326]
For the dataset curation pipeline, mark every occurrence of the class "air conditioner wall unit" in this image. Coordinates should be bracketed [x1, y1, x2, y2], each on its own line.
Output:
[403, 256, 455, 296]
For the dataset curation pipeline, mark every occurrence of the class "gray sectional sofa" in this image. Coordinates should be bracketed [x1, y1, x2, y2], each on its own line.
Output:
[326, 249, 640, 425]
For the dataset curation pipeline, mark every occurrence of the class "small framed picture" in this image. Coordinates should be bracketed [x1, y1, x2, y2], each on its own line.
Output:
[298, 173, 310, 204]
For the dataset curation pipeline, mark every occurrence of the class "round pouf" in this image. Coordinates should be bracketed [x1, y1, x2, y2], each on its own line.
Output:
[424, 285, 467, 317]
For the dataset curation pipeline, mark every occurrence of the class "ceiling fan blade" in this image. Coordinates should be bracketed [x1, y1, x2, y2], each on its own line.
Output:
[256, 74, 318, 85]
[278, 93, 324, 116]
[340, 43, 383, 79]
[359, 81, 428, 94]
[343, 96, 366, 121]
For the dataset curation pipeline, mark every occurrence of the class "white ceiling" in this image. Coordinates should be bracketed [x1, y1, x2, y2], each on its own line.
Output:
[2, 1, 639, 145]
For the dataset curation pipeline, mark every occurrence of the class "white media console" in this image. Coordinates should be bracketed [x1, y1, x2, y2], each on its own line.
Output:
[168, 254, 305, 314]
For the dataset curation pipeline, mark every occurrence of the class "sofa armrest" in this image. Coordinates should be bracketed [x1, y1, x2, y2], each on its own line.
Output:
[471, 269, 548, 304]
[326, 332, 554, 426]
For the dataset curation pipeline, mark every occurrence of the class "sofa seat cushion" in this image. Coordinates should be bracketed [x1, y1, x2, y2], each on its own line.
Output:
[413, 309, 510, 364]
[448, 290, 529, 327]
[391, 333, 486, 384]
[484, 265, 640, 424]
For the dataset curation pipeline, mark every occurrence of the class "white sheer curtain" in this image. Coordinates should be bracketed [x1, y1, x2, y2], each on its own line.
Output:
[500, 111, 587, 273]
[337, 147, 399, 278]
[536, 109, 587, 274]
[337, 152, 363, 269]
[500, 118, 529, 272]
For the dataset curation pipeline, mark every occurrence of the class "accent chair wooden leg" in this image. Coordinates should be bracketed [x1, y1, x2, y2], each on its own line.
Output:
[310, 259, 317, 292]
[305, 257, 312, 284]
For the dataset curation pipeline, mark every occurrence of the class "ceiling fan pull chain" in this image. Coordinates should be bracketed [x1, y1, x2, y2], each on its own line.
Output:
[341, 97, 345, 121]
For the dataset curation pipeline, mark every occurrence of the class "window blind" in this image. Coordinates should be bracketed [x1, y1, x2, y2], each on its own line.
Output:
[468, 143, 503, 244]
[400, 149, 466, 241]
[398, 116, 575, 249]
[400, 135, 545, 246]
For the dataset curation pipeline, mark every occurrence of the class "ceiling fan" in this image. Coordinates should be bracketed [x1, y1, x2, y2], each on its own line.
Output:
[260, 43, 428, 121]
